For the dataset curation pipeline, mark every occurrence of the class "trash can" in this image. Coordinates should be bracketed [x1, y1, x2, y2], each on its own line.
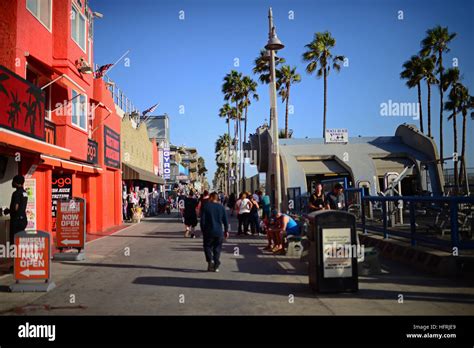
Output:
[307, 210, 359, 293]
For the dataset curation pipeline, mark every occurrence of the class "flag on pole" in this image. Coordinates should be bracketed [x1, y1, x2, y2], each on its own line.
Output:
[94, 64, 114, 79]
[142, 103, 159, 116]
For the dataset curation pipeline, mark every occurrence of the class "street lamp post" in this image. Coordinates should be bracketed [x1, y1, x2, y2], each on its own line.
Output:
[265, 7, 284, 211]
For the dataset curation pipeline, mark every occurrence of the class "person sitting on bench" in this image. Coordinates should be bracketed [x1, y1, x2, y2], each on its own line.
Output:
[270, 209, 301, 255]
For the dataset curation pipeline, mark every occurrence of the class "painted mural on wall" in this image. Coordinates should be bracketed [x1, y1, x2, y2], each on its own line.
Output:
[0, 65, 45, 140]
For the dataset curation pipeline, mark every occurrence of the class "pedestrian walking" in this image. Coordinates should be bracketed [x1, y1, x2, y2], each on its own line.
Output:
[308, 182, 326, 212]
[235, 192, 251, 236]
[249, 194, 261, 236]
[3, 175, 28, 246]
[197, 190, 210, 217]
[227, 193, 236, 216]
[183, 191, 198, 238]
[325, 183, 345, 210]
[200, 192, 229, 272]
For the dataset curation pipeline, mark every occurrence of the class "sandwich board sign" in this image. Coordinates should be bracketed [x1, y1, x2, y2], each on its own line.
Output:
[53, 197, 86, 261]
[325, 129, 348, 144]
[10, 230, 56, 292]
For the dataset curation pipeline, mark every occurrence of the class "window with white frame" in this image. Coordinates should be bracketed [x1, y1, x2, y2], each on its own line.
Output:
[26, 0, 52, 31]
[71, 89, 87, 131]
[71, 4, 86, 51]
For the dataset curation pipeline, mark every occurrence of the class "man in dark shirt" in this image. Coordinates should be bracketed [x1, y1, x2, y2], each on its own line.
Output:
[308, 183, 325, 212]
[5, 175, 28, 244]
[200, 192, 229, 272]
[325, 183, 345, 210]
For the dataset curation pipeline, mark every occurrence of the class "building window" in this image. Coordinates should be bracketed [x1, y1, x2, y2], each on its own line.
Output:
[71, 4, 86, 51]
[71, 89, 87, 131]
[26, 0, 51, 31]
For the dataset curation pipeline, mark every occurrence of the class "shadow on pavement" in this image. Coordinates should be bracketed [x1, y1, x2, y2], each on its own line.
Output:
[132, 276, 474, 304]
[57, 262, 208, 273]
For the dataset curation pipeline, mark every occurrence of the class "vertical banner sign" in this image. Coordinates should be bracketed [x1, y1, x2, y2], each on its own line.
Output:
[104, 126, 120, 169]
[14, 231, 50, 280]
[163, 148, 171, 180]
[24, 178, 36, 231]
[56, 198, 85, 249]
[86, 139, 98, 164]
[52, 174, 72, 231]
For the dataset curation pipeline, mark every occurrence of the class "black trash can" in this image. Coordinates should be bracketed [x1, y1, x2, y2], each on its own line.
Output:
[307, 210, 359, 293]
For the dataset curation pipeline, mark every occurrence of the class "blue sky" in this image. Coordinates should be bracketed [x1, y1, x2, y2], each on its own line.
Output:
[90, 0, 474, 180]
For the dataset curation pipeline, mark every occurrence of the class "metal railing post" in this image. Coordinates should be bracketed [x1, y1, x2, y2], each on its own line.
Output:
[382, 199, 388, 239]
[450, 198, 460, 251]
[409, 199, 416, 246]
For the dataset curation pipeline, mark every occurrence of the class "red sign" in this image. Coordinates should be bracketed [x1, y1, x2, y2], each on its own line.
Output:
[0, 65, 45, 140]
[56, 198, 85, 249]
[14, 232, 50, 281]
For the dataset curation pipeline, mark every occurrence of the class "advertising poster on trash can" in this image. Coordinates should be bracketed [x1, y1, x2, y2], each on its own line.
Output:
[322, 228, 352, 278]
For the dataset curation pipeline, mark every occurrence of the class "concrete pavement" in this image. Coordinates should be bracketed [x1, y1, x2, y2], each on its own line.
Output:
[0, 212, 473, 315]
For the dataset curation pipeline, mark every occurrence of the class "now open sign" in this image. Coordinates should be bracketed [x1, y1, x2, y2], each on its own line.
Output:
[14, 231, 50, 281]
[56, 198, 86, 249]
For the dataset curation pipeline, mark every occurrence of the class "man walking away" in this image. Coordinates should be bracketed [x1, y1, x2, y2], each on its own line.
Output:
[200, 192, 229, 272]
[4, 175, 28, 246]
[183, 191, 198, 238]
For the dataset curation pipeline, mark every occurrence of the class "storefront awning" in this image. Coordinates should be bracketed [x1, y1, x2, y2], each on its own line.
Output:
[122, 163, 165, 184]
[0, 128, 71, 159]
[40, 154, 102, 173]
[298, 160, 348, 175]
[373, 157, 415, 176]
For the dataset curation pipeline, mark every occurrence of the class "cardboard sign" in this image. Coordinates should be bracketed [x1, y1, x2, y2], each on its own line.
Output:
[14, 231, 50, 281]
[56, 198, 85, 249]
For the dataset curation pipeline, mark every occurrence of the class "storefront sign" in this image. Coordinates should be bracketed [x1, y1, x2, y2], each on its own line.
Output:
[52, 174, 72, 231]
[24, 178, 36, 231]
[163, 147, 171, 179]
[325, 128, 348, 144]
[56, 198, 85, 249]
[86, 139, 98, 164]
[0, 65, 45, 140]
[104, 126, 120, 169]
[14, 231, 50, 281]
[322, 228, 353, 278]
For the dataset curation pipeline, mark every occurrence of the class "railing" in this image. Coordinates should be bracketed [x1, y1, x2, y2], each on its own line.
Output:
[102, 75, 139, 114]
[361, 195, 474, 251]
[45, 119, 56, 145]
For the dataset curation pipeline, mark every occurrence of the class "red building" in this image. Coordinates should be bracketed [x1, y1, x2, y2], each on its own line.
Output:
[0, 0, 122, 242]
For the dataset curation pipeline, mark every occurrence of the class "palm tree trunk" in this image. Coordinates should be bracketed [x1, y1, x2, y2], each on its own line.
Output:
[427, 81, 432, 138]
[243, 102, 248, 186]
[323, 68, 327, 138]
[438, 51, 444, 169]
[417, 82, 424, 133]
[459, 110, 467, 189]
[285, 84, 290, 138]
[227, 117, 231, 194]
[452, 111, 458, 193]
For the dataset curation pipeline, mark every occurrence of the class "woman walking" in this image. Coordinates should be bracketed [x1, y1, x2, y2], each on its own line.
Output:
[183, 191, 198, 238]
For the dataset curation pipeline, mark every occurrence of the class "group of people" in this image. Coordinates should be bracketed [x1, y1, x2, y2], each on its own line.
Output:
[122, 184, 172, 222]
[308, 182, 346, 212]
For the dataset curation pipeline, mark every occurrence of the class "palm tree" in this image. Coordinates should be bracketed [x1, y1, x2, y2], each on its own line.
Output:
[240, 76, 259, 184]
[222, 70, 244, 192]
[278, 128, 293, 138]
[420, 25, 457, 168]
[252, 49, 286, 85]
[7, 91, 21, 128]
[302, 31, 345, 137]
[215, 133, 232, 193]
[443, 67, 461, 191]
[400, 55, 424, 133]
[276, 65, 301, 139]
[456, 84, 474, 188]
[420, 56, 438, 138]
[218, 105, 236, 193]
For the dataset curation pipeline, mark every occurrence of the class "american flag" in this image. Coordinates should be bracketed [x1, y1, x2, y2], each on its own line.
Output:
[142, 103, 159, 116]
[94, 64, 113, 79]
